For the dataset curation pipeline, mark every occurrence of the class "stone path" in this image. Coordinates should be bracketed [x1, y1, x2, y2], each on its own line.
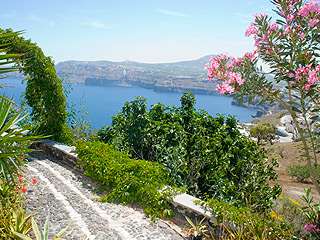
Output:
[23, 152, 185, 240]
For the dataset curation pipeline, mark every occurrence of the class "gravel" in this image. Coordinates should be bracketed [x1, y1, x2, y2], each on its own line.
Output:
[22, 152, 185, 240]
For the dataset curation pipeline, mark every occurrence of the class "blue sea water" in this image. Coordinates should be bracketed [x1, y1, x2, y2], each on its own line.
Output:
[1, 78, 257, 130]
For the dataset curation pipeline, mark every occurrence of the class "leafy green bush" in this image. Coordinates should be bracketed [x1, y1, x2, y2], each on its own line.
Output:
[75, 139, 179, 219]
[0, 28, 72, 143]
[287, 163, 320, 183]
[250, 122, 276, 145]
[198, 199, 293, 240]
[97, 92, 281, 211]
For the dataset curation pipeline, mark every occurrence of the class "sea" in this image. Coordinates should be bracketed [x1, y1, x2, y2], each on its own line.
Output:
[1, 78, 258, 130]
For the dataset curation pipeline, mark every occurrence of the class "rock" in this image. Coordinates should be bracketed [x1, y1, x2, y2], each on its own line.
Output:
[275, 129, 288, 137]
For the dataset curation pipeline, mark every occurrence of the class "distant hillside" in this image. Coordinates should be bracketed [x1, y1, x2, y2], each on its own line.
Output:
[55, 55, 219, 95]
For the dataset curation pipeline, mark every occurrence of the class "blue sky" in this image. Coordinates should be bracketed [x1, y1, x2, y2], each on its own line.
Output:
[1, 0, 276, 63]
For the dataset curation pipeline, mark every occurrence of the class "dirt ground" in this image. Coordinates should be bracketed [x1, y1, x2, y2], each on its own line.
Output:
[249, 112, 320, 202]
[266, 138, 320, 203]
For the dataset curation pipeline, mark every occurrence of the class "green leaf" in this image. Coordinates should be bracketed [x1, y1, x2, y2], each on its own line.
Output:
[44, 214, 50, 239]
[31, 217, 42, 240]
[12, 231, 33, 240]
[55, 222, 72, 238]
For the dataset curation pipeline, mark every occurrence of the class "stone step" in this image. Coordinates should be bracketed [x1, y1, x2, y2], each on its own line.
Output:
[23, 152, 184, 240]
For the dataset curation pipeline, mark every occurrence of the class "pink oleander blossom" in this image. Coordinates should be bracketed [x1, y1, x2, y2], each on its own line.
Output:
[236, 74, 245, 85]
[288, 72, 295, 78]
[254, 13, 267, 19]
[298, 1, 320, 17]
[244, 51, 256, 62]
[218, 52, 229, 61]
[308, 70, 318, 84]
[290, 81, 296, 86]
[308, 18, 320, 27]
[299, 32, 305, 39]
[245, 23, 258, 37]
[268, 22, 278, 31]
[304, 84, 311, 90]
[261, 34, 268, 42]
[216, 82, 235, 95]
[286, 14, 294, 22]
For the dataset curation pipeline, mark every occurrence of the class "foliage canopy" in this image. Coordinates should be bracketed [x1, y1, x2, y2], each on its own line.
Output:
[97, 92, 281, 211]
[0, 28, 71, 143]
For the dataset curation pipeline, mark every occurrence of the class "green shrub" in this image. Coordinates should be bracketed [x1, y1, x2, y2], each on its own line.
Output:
[97, 92, 281, 211]
[198, 199, 293, 240]
[250, 122, 276, 145]
[287, 163, 320, 183]
[75, 139, 179, 219]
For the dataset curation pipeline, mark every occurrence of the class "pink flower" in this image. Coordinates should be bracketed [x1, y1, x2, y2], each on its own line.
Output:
[268, 22, 278, 32]
[299, 32, 305, 39]
[284, 25, 291, 34]
[236, 75, 245, 85]
[21, 187, 27, 193]
[32, 178, 37, 184]
[244, 51, 256, 62]
[308, 70, 318, 84]
[245, 23, 258, 37]
[286, 14, 294, 22]
[298, 1, 320, 17]
[288, 72, 295, 78]
[308, 18, 320, 27]
[304, 84, 311, 90]
[18, 178, 24, 183]
[254, 13, 267, 19]
[216, 82, 235, 95]
[261, 34, 268, 43]
[218, 52, 229, 61]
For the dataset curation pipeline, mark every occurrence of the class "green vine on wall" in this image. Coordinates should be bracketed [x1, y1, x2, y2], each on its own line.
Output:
[0, 29, 72, 143]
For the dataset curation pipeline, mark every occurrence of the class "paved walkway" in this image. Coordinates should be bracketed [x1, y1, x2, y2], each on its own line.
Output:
[23, 152, 185, 240]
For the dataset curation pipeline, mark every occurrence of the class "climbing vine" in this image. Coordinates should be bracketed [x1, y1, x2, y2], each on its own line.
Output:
[0, 29, 72, 143]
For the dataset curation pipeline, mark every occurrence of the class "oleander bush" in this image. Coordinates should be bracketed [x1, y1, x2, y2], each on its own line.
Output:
[96, 92, 281, 211]
[75, 139, 180, 219]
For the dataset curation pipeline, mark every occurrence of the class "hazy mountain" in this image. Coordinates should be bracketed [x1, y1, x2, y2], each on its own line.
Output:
[55, 55, 219, 95]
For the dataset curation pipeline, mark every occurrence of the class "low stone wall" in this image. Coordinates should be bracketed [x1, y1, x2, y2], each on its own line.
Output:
[30, 139, 222, 237]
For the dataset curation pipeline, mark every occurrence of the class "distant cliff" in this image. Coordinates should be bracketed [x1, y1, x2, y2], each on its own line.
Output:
[55, 55, 218, 95]
[55, 56, 281, 115]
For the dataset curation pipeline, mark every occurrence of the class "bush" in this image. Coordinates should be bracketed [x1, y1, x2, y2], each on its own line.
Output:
[96, 92, 281, 211]
[250, 122, 276, 145]
[75, 139, 179, 219]
[198, 199, 293, 240]
[287, 163, 320, 183]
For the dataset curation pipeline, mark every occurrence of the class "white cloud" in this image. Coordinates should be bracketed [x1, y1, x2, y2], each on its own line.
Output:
[26, 14, 55, 27]
[89, 22, 111, 30]
[237, 13, 254, 24]
[157, 9, 189, 17]
[237, 13, 253, 19]
[3, 12, 16, 18]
